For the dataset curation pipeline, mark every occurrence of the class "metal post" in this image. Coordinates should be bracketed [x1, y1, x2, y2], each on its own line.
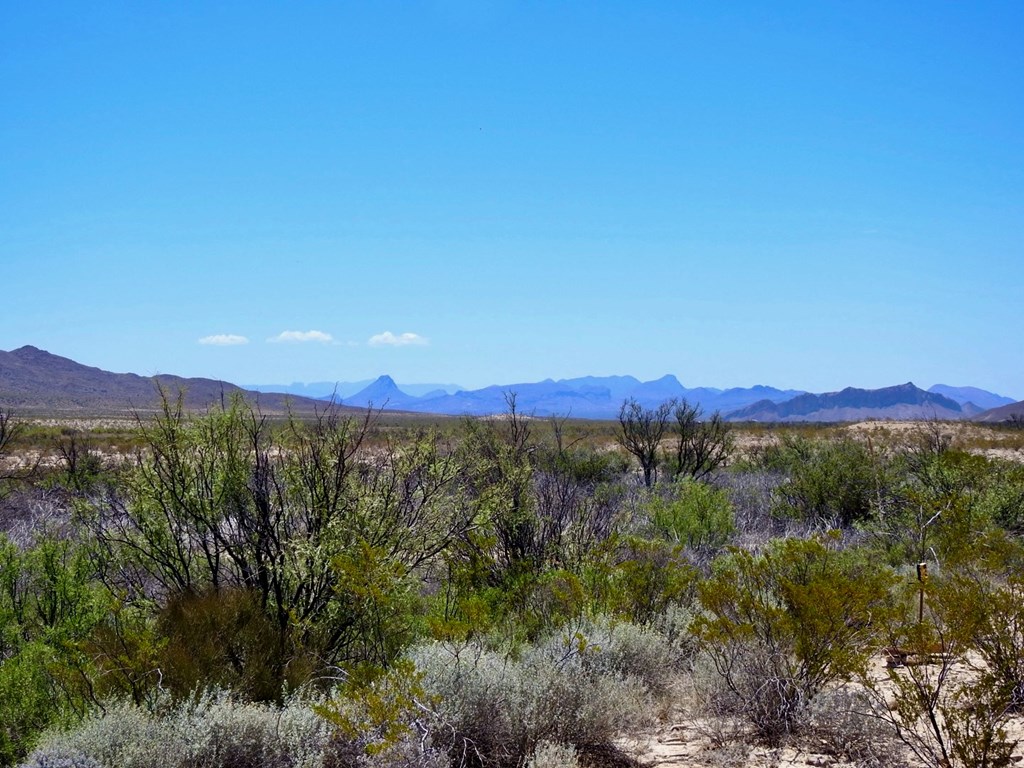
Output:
[917, 562, 928, 624]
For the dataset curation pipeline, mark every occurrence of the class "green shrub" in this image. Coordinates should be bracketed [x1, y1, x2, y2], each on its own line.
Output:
[0, 535, 110, 764]
[157, 588, 290, 702]
[977, 462, 1024, 534]
[646, 478, 734, 552]
[856, 567, 1021, 768]
[755, 436, 884, 527]
[938, 567, 1024, 714]
[692, 536, 896, 745]
[595, 536, 696, 625]
[315, 658, 449, 768]
[0, 643, 68, 765]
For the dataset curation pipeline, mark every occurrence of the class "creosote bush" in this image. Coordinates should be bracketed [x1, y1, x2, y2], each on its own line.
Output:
[855, 559, 1024, 768]
[753, 435, 884, 527]
[645, 477, 734, 553]
[806, 688, 908, 768]
[692, 536, 895, 745]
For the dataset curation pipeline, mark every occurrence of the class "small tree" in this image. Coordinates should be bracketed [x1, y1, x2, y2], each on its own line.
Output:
[671, 400, 733, 481]
[617, 398, 673, 488]
[0, 408, 31, 498]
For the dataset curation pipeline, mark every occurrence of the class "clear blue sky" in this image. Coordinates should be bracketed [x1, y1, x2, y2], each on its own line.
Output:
[2, 2, 1021, 397]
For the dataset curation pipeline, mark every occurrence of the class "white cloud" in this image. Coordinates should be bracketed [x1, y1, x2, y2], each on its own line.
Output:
[267, 330, 334, 344]
[198, 334, 249, 346]
[368, 331, 429, 347]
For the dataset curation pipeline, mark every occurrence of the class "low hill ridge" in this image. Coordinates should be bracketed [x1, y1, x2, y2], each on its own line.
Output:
[725, 382, 966, 422]
[0, 346, 338, 415]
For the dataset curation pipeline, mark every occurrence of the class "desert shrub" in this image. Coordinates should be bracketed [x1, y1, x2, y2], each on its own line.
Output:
[939, 566, 1024, 713]
[806, 688, 907, 768]
[699, 744, 749, 768]
[868, 449, 1019, 570]
[688, 642, 813, 747]
[533, 439, 628, 487]
[712, 469, 794, 548]
[0, 534, 112, 764]
[25, 690, 341, 768]
[678, 652, 749, 749]
[684, 657, 908, 765]
[977, 461, 1024, 534]
[515, 569, 588, 641]
[857, 574, 1021, 768]
[754, 436, 884, 527]
[525, 741, 579, 768]
[571, 615, 688, 701]
[51, 430, 108, 495]
[0, 642, 72, 765]
[645, 478, 734, 553]
[411, 622, 663, 768]
[595, 536, 696, 625]
[905, 445, 991, 499]
[666, 400, 734, 482]
[692, 536, 896, 745]
[315, 658, 448, 768]
[19, 748, 103, 768]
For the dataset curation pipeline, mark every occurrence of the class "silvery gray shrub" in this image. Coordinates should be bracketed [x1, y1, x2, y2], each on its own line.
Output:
[22, 690, 336, 768]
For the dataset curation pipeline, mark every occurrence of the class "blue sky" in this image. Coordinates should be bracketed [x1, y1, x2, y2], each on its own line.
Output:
[2, 2, 1021, 397]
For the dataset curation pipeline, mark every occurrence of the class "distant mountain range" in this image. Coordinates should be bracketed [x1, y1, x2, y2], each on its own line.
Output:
[332, 375, 1020, 423]
[246, 380, 462, 399]
[726, 383, 978, 422]
[926, 384, 1015, 411]
[334, 374, 806, 419]
[1, 345, 1021, 423]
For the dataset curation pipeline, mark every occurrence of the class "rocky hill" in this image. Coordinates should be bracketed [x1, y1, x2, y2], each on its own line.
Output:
[975, 399, 1024, 424]
[0, 346, 339, 416]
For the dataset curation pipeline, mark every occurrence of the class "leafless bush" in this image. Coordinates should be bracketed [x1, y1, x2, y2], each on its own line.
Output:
[700, 744, 750, 768]
[711, 470, 783, 543]
[806, 688, 907, 768]
[0, 488, 75, 548]
[679, 652, 753, 749]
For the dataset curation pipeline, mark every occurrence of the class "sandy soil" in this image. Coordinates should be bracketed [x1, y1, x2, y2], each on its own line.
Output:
[633, 716, 1024, 768]
[629, 653, 1024, 768]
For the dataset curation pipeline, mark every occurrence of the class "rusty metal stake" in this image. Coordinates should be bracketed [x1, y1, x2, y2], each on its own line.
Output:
[917, 561, 928, 624]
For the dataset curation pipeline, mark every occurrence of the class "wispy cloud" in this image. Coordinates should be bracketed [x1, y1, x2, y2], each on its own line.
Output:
[368, 331, 429, 347]
[267, 330, 334, 344]
[198, 334, 249, 346]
